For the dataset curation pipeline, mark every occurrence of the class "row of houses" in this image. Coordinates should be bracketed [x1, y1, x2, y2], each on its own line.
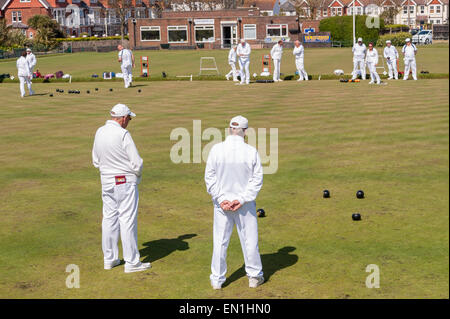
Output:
[0, 0, 448, 41]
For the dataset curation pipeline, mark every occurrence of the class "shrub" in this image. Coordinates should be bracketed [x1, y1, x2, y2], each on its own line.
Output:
[377, 32, 411, 47]
[320, 15, 385, 47]
[56, 35, 129, 42]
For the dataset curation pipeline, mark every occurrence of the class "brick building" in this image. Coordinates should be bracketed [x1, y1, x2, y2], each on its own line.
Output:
[128, 7, 324, 49]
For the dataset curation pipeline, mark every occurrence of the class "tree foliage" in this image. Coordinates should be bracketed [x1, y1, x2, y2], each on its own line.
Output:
[27, 15, 64, 49]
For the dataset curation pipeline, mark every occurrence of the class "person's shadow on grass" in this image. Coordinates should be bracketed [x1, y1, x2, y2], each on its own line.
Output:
[223, 246, 298, 287]
[140, 234, 197, 263]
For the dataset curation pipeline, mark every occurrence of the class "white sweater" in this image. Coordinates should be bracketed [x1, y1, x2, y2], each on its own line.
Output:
[293, 45, 304, 60]
[16, 56, 31, 77]
[92, 120, 143, 186]
[237, 43, 251, 61]
[205, 135, 263, 207]
[228, 48, 237, 63]
[366, 48, 379, 64]
[271, 43, 283, 60]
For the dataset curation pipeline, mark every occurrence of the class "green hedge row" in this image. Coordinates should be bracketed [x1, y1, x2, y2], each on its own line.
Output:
[376, 32, 411, 47]
[384, 24, 410, 30]
[320, 15, 385, 47]
[56, 36, 129, 42]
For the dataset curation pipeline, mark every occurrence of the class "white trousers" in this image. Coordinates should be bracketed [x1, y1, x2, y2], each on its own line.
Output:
[367, 62, 380, 83]
[239, 58, 250, 84]
[295, 58, 308, 81]
[210, 201, 263, 285]
[273, 59, 281, 81]
[387, 58, 398, 79]
[226, 62, 238, 81]
[121, 64, 133, 88]
[404, 58, 417, 80]
[101, 182, 141, 266]
[352, 59, 366, 80]
[19, 76, 32, 97]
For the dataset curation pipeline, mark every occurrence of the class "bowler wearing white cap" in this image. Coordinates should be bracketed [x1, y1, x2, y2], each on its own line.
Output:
[270, 40, 283, 82]
[236, 39, 251, 85]
[92, 104, 150, 273]
[383, 40, 399, 80]
[351, 38, 367, 80]
[225, 45, 238, 82]
[26, 48, 36, 75]
[205, 115, 264, 289]
[16, 51, 33, 97]
[402, 38, 418, 80]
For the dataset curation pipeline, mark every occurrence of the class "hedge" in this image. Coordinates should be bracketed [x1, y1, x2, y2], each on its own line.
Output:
[319, 15, 385, 47]
[377, 32, 411, 47]
[56, 35, 129, 42]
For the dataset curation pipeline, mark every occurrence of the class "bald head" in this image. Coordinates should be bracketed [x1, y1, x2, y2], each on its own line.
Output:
[295, 40, 301, 47]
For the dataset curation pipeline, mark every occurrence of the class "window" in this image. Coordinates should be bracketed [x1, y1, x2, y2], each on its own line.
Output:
[403, 6, 407, 14]
[72, 0, 80, 3]
[243, 24, 256, 40]
[331, 7, 343, 16]
[436, 5, 441, 13]
[29, 32, 33, 38]
[436, 19, 440, 24]
[266, 24, 288, 37]
[195, 25, 214, 43]
[410, 5, 414, 13]
[167, 26, 188, 43]
[20, 0, 31, 2]
[430, 6, 434, 13]
[12, 11, 22, 23]
[141, 26, 160, 41]
[323, 8, 327, 16]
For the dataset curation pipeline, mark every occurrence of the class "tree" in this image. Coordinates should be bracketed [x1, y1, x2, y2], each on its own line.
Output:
[0, 18, 11, 47]
[379, 0, 403, 25]
[108, 0, 135, 41]
[294, 0, 324, 20]
[27, 15, 64, 49]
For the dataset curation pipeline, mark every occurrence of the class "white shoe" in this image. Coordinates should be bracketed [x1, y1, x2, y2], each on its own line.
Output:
[29, 91, 34, 96]
[225, 74, 230, 81]
[233, 79, 239, 82]
[387, 77, 393, 80]
[249, 276, 264, 288]
[278, 79, 283, 82]
[124, 262, 151, 273]
[376, 81, 381, 85]
[104, 259, 121, 270]
[211, 281, 222, 290]
[368, 81, 374, 84]
[236, 82, 243, 85]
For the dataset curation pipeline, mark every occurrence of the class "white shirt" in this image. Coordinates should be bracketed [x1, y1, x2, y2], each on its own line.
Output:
[237, 43, 251, 61]
[205, 135, 263, 207]
[92, 120, 143, 186]
[352, 43, 367, 60]
[16, 56, 31, 77]
[293, 45, 304, 60]
[383, 46, 398, 60]
[402, 43, 417, 59]
[366, 48, 379, 64]
[118, 49, 133, 67]
[228, 48, 237, 63]
[26, 53, 36, 70]
[270, 43, 283, 60]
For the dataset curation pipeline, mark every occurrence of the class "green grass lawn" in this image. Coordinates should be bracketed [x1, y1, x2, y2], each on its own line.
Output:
[0, 44, 448, 79]
[0, 78, 448, 298]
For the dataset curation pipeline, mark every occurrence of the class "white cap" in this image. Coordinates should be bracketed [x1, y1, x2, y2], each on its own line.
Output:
[386, 40, 391, 44]
[229, 115, 248, 129]
[110, 103, 136, 118]
[357, 37, 363, 42]
[405, 38, 411, 42]
[26, 48, 31, 52]
[240, 38, 245, 43]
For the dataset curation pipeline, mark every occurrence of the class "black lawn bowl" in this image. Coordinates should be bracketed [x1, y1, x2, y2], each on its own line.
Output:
[256, 208, 266, 218]
[109, 88, 113, 92]
[87, 90, 90, 94]
[49, 94, 53, 97]
[56, 89, 59, 92]
[95, 88, 99, 91]
[323, 190, 330, 198]
[356, 190, 365, 199]
[352, 213, 362, 221]
[138, 89, 141, 93]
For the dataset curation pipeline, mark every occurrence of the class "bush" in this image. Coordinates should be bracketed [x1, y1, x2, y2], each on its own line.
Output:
[377, 32, 411, 47]
[56, 35, 129, 42]
[320, 15, 385, 47]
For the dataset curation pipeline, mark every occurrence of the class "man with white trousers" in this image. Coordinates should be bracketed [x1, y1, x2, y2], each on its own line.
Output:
[16, 51, 33, 97]
[92, 103, 150, 273]
[402, 38, 418, 81]
[352, 37, 367, 80]
[26, 48, 37, 75]
[205, 115, 264, 290]
[383, 40, 398, 80]
[293, 40, 308, 81]
[270, 40, 283, 82]
[236, 39, 251, 85]
[366, 42, 381, 85]
[117, 44, 135, 88]
[225, 45, 238, 82]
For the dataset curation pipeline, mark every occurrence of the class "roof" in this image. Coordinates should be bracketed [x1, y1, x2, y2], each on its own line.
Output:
[246, 0, 278, 11]
[8, 22, 29, 29]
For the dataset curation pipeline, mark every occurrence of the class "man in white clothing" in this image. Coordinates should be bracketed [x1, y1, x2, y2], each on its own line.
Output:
[205, 115, 264, 290]
[270, 40, 283, 82]
[26, 48, 37, 75]
[16, 51, 33, 97]
[236, 39, 251, 85]
[352, 37, 367, 80]
[117, 44, 135, 88]
[366, 42, 381, 85]
[225, 45, 238, 82]
[383, 40, 399, 80]
[92, 103, 150, 273]
[293, 40, 308, 81]
[402, 38, 418, 81]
